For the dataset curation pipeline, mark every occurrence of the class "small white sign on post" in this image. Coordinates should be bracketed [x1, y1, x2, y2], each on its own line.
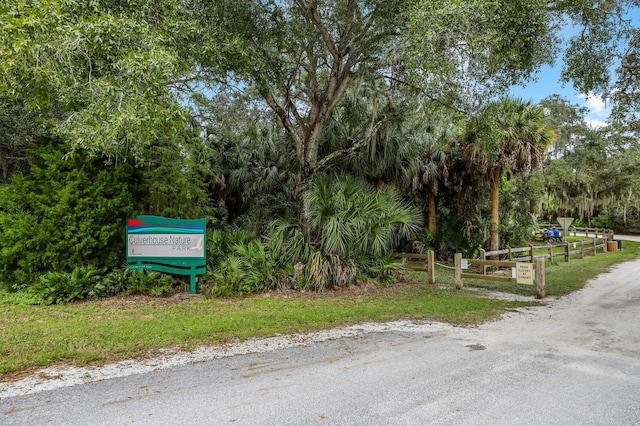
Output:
[516, 263, 534, 285]
[461, 259, 469, 270]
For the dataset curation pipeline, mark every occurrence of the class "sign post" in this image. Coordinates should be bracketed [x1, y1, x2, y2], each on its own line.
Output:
[556, 217, 574, 242]
[127, 215, 206, 294]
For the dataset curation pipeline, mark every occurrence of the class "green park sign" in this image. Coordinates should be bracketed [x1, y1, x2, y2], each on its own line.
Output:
[127, 215, 206, 294]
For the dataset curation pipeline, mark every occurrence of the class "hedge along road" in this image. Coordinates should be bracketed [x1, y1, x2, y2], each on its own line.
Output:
[2, 237, 640, 425]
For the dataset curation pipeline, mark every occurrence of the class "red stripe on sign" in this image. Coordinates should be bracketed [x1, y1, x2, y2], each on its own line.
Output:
[128, 219, 144, 227]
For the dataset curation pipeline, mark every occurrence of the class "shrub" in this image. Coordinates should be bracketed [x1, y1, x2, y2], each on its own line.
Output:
[29, 266, 105, 305]
[307, 175, 422, 258]
[0, 142, 136, 290]
[124, 270, 175, 297]
[204, 240, 283, 297]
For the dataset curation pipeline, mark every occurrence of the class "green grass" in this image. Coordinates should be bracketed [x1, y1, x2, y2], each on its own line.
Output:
[418, 240, 640, 298]
[1, 239, 638, 379]
[0, 286, 533, 378]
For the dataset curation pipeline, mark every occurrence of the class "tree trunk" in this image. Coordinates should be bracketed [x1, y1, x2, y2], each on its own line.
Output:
[428, 193, 436, 234]
[490, 166, 501, 256]
[294, 163, 316, 244]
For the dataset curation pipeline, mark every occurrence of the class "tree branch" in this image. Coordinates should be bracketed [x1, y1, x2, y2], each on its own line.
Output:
[381, 74, 473, 118]
[316, 117, 389, 172]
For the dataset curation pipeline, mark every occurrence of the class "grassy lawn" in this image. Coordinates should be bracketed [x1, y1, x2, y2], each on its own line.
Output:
[0, 285, 534, 378]
[1, 239, 638, 379]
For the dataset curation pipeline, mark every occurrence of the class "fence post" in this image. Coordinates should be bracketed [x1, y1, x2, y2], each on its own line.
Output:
[564, 242, 569, 262]
[479, 248, 487, 275]
[507, 246, 512, 261]
[603, 237, 607, 253]
[581, 240, 585, 259]
[592, 237, 597, 256]
[547, 243, 553, 262]
[427, 249, 435, 285]
[535, 258, 546, 299]
[529, 244, 534, 264]
[454, 253, 463, 290]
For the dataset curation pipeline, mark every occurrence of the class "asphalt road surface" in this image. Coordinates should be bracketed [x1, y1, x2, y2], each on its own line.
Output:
[2, 237, 640, 425]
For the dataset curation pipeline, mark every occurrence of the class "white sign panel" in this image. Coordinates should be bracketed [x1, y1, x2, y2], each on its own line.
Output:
[461, 259, 469, 270]
[128, 234, 205, 258]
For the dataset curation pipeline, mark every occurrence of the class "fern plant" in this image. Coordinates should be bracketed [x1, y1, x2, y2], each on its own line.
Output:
[29, 266, 105, 304]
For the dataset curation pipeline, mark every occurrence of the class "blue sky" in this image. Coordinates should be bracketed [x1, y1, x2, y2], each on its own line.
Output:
[511, 6, 640, 129]
[511, 63, 610, 129]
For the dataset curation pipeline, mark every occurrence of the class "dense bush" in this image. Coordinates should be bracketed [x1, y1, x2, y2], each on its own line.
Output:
[29, 266, 105, 304]
[0, 142, 137, 290]
[26, 267, 176, 305]
[203, 240, 282, 297]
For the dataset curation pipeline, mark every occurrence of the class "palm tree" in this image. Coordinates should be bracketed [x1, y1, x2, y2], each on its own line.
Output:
[413, 125, 456, 234]
[320, 81, 423, 188]
[463, 98, 556, 253]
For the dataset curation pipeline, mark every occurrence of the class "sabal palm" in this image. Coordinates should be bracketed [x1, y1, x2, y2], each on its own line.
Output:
[413, 125, 455, 234]
[306, 175, 422, 258]
[321, 81, 423, 187]
[463, 98, 555, 252]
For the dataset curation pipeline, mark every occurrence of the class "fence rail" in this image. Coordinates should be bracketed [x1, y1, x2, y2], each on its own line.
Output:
[396, 251, 435, 284]
[568, 226, 614, 239]
[397, 234, 611, 298]
[454, 254, 546, 298]
[480, 236, 609, 263]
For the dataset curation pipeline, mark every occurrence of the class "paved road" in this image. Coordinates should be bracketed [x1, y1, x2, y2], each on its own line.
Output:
[2, 238, 640, 425]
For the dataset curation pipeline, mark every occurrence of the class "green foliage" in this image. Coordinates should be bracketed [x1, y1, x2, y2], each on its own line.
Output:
[133, 131, 218, 222]
[0, 291, 42, 306]
[0, 141, 137, 290]
[29, 266, 105, 305]
[307, 175, 422, 258]
[499, 213, 537, 249]
[203, 175, 423, 295]
[25, 267, 175, 304]
[0, 97, 41, 183]
[203, 240, 282, 297]
[95, 268, 135, 297]
[0, 0, 191, 156]
[207, 229, 258, 267]
[206, 110, 297, 232]
[357, 254, 405, 286]
[413, 213, 489, 259]
[409, 0, 557, 96]
[124, 270, 175, 297]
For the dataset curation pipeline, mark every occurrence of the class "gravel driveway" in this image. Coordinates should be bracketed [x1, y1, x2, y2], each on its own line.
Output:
[2, 236, 640, 425]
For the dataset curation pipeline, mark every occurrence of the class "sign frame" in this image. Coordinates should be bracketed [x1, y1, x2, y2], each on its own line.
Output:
[126, 215, 206, 294]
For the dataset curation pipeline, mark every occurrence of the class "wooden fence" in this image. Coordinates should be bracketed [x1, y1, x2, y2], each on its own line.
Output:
[536, 225, 613, 240]
[479, 236, 609, 263]
[568, 226, 614, 239]
[396, 251, 435, 284]
[397, 235, 611, 299]
[454, 254, 546, 298]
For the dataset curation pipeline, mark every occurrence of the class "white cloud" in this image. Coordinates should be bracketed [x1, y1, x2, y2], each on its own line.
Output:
[577, 93, 607, 116]
[586, 118, 608, 129]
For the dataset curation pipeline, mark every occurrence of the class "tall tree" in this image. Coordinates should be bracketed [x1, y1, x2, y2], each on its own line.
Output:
[463, 98, 555, 253]
[414, 125, 455, 234]
[3, 0, 638, 240]
[191, 0, 636, 239]
[0, 0, 194, 157]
